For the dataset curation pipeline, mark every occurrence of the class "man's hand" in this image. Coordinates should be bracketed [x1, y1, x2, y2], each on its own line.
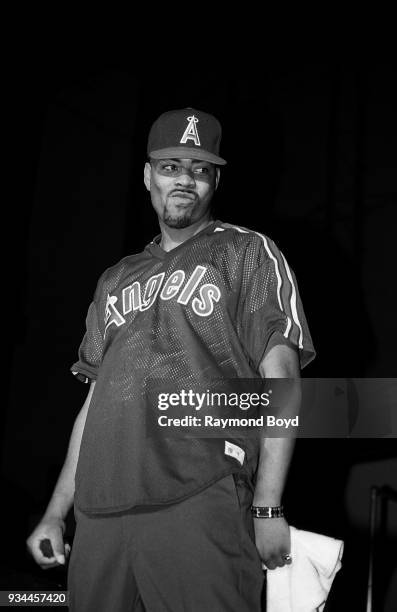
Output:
[253, 517, 292, 570]
[26, 516, 70, 569]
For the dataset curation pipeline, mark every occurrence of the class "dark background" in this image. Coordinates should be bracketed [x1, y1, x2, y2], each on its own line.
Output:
[1, 56, 397, 610]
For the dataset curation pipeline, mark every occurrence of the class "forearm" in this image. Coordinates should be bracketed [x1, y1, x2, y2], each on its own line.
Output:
[43, 382, 94, 520]
[253, 437, 295, 505]
[255, 344, 301, 506]
[43, 417, 83, 520]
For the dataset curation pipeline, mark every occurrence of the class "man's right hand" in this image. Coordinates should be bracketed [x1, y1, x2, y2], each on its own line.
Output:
[26, 516, 70, 569]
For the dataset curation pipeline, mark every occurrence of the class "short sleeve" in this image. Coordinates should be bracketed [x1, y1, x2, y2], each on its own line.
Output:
[71, 280, 105, 384]
[239, 244, 315, 371]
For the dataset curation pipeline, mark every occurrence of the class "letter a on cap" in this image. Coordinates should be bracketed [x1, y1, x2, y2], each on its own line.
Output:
[180, 115, 201, 146]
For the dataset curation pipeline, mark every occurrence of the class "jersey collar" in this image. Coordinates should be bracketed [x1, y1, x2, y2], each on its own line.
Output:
[146, 220, 222, 259]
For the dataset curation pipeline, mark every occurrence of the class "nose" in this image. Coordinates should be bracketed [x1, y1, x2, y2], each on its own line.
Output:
[175, 168, 195, 188]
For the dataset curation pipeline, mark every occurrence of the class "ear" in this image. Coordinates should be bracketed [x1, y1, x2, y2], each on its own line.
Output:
[144, 162, 152, 192]
[215, 167, 220, 190]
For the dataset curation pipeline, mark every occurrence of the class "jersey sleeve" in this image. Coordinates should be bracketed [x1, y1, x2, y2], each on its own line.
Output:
[239, 238, 315, 371]
[70, 277, 105, 384]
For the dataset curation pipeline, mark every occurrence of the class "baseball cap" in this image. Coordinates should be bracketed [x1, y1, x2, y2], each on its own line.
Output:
[147, 108, 227, 166]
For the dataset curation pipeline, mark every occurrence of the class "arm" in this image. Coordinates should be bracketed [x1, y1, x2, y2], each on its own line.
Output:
[26, 381, 95, 569]
[253, 344, 301, 569]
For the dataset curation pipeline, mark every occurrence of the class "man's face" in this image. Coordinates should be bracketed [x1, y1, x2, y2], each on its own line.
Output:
[144, 158, 220, 229]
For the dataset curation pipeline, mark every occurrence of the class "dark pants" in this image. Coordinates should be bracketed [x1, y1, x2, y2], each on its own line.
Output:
[68, 474, 264, 611]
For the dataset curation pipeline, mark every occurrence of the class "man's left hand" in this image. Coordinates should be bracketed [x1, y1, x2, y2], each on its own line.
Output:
[253, 517, 292, 570]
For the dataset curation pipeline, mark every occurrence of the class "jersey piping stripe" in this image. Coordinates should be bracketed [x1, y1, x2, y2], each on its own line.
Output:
[253, 232, 294, 342]
[256, 233, 304, 349]
[219, 223, 304, 349]
[274, 246, 300, 348]
[284, 315, 292, 339]
[280, 252, 304, 349]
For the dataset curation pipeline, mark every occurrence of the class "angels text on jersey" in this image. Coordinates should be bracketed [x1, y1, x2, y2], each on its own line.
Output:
[105, 264, 221, 335]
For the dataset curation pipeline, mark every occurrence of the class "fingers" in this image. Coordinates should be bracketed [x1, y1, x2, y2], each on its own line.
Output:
[262, 551, 292, 570]
[41, 538, 67, 566]
[31, 538, 65, 568]
[27, 529, 67, 569]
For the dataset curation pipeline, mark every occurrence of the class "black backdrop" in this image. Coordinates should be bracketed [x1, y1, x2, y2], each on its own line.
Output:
[2, 59, 397, 610]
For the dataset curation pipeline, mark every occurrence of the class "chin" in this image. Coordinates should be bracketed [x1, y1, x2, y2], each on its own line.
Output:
[164, 216, 194, 229]
[163, 211, 196, 229]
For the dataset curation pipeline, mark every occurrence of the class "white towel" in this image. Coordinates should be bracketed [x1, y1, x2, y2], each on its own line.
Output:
[266, 526, 344, 612]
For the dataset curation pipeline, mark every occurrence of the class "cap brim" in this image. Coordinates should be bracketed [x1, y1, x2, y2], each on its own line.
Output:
[149, 147, 227, 166]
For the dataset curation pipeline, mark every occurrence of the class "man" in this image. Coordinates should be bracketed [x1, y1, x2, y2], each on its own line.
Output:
[27, 108, 315, 611]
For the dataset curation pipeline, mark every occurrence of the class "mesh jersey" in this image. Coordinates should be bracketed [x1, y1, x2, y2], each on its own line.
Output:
[71, 220, 315, 513]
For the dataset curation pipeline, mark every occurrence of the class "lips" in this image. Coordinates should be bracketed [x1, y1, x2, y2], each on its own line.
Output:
[170, 190, 196, 200]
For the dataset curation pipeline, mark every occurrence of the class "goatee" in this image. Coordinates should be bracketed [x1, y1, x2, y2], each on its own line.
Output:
[163, 211, 194, 229]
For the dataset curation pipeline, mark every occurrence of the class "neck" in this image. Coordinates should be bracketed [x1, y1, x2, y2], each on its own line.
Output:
[159, 216, 214, 252]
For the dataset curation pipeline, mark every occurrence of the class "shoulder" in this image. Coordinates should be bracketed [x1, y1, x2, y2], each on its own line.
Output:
[214, 221, 285, 266]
